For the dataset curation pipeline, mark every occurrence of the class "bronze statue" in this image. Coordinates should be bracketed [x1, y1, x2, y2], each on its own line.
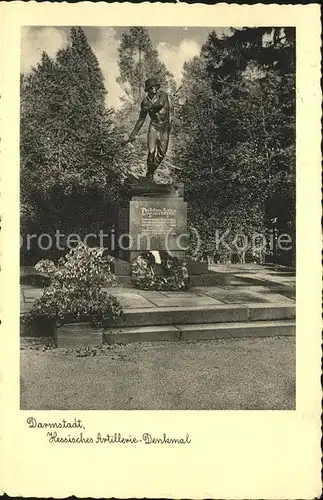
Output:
[126, 77, 171, 181]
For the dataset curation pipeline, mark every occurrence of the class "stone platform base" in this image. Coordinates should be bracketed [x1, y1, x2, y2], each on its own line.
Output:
[109, 302, 295, 328]
[101, 299, 295, 344]
[21, 263, 295, 345]
[103, 320, 295, 344]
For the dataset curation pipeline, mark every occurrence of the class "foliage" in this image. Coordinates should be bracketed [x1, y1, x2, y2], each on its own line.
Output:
[35, 259, 57, 276]
[187, 202, 266, 264]
[173, 28, 295, 263]
[117, 27, 176, 104]
[131, 251, 189, 291]
[25, 242, 123, 327]
[20, 27, 130, 262]
[21, 26, 296, 268]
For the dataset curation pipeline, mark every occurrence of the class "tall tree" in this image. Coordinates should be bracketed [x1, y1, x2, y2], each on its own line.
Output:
[117, 27, 175, 104]
[174, 28, 295, 263]
[21, 27, 129, 262]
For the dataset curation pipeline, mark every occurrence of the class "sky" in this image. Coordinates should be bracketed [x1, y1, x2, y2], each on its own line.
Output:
[21, 26, 231, 109]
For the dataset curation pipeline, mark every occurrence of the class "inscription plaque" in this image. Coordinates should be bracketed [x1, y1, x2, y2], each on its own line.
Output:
[129, 196, 187, 252]
[141, 207, 177, 236]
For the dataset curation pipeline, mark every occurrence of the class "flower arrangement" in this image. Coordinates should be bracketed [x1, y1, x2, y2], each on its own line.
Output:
[131, 251, 156, 290]
[131, 251, 189, 291]
[25, 243, 123, 328]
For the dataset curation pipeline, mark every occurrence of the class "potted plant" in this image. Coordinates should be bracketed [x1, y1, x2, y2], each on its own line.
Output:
[24, 243, 123, 348]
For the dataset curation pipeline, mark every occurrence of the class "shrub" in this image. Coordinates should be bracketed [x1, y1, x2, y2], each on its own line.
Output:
[25, 243, 123, 327]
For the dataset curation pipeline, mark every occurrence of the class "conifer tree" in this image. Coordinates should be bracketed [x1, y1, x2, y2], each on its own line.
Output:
[117, 26, 175, 104]
[20, 27, 127, 261]
[174, 28, 295, 264]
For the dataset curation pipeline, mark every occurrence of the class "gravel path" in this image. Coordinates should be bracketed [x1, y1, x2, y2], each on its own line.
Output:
[20, 336, 295, 410]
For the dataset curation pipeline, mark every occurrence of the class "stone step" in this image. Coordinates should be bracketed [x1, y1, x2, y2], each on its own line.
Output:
[111, 303, 295, 328]
[19, 303, 296, 337]
[103, 320, 295, 344]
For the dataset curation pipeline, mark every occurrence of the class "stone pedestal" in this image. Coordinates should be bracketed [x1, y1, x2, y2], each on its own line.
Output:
[116, 179, 187, 262]
[114, 178, 230, 287]
[129, 194, 187, 261]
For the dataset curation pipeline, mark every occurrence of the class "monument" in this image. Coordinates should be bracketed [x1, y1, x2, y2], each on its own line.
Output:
[114, 77, 229, 287]
[128, 178, 187, 263]
[118, 77, 187, 267]
[116, 176, 187, 273]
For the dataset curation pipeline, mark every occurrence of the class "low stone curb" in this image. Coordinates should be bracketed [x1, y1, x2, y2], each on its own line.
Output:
[103, 320, 295, 344]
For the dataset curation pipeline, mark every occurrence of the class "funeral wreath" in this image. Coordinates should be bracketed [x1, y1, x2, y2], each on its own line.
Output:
[131, 251, 189, 291]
